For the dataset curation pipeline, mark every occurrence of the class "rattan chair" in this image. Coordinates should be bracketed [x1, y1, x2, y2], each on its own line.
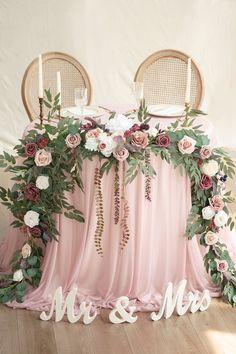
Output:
[22, 52, 92, 120]
[134, 49, 203, 108]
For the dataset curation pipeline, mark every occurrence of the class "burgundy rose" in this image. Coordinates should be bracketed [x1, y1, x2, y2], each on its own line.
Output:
[140, 123, 150, 130]
[28, 226, 42, 238]
[37, 136, 49, 149]
[25, 142, 38, 157]
[155, 134, 171, 148]
[130, 123, 140, 132]
[24, 183, 40, 201]
[199, 174, 213, 190]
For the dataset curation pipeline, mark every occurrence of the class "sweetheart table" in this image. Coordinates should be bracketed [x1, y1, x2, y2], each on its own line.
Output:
[0, 104, 236, 312]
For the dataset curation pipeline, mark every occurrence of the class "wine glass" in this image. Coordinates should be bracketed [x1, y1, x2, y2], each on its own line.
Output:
[132, 82, 144, 109]
[74, 88, 88, 115]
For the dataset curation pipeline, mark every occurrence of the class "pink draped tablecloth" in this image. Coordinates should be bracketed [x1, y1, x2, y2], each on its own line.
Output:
[1, 104, 236, 312]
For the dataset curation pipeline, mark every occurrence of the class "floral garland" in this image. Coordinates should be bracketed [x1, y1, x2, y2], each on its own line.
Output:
[0, 93, 236, 306]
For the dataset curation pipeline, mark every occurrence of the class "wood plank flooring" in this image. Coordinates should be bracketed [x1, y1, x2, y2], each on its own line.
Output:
[1, 299, 236, 354]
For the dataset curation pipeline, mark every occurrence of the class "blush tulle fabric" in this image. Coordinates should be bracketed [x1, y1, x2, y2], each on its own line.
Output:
[1, 105, 236, 312]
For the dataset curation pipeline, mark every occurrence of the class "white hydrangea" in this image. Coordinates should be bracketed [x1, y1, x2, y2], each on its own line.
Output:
[36, 175, 49, 190]
[85, 137, 99, 151]
[24, 210, 40, 228]
[105, 114, 133, 133]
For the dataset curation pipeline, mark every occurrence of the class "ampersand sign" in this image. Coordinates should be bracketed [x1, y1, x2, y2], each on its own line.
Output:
[109, 296, 138, 324]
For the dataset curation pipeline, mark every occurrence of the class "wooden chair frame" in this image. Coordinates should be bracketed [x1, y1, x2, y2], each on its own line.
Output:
[134, 49, 203, 108]
[21, 52, 92, 120]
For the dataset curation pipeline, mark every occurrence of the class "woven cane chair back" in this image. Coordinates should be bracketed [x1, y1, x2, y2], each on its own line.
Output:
[134, 49, 203, 108]
[22, 52, 92, 120]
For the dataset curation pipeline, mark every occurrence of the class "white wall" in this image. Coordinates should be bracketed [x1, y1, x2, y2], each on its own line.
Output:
[0, 0, 236, 237]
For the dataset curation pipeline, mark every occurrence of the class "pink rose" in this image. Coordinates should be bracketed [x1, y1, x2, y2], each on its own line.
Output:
[131, 131, 149, 149]
[200, 145, 213, 160]
[86, 128, 102, 139]
[215, 259, 228, 272]
[210, 195, 224, 212]
[34, 149, 52, 167]
[25, 143, 38, 157]
[65, 133, 81, 148]
[178, 135, 196, 154]
[24, 183, 40, 201]
[199, 174, 213, 190]
[113, 147, 129, 162]
[205, 231, 218, 245]
[155, 134, 171, 148]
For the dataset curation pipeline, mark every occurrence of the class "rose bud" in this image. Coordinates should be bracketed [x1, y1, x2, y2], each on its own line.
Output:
[37, 136, 49, 149]
[140, 123, 150, 130]
[130, 123, 140, 132]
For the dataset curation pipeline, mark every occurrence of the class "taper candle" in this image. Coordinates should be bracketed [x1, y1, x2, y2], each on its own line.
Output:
[57, 71, 61, 105]
[38, 54, 43, 98]
[185, 58, 191, 104]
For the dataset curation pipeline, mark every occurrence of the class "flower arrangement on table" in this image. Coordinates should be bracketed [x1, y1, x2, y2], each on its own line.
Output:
[0, 91, 236, 306]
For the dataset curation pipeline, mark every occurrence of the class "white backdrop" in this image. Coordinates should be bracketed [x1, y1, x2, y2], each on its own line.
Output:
[0, 0, 236, 237]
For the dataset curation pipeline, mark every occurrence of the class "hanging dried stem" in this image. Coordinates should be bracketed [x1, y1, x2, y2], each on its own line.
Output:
[114, 163, 120, 224]
[145, 151, 152, 202]
[94, 167, 104, 256]
[120, 161, 130, 251]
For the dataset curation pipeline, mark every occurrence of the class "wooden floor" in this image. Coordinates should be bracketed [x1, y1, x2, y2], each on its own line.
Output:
[1, 299, 236, 354]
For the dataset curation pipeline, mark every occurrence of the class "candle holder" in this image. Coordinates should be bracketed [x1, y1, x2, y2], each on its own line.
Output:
[39, 97, 44, 125]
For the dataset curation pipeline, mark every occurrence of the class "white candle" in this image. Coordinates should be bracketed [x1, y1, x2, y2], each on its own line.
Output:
[57, 71, 61, 105]
[185, 58, 191, 104]
[38, 54, 43, 98]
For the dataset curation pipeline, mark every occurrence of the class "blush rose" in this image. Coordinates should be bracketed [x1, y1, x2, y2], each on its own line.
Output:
[113, 147, 129, 162]
[178, 135, 196, 154]
[65, 133, 81, 148]
[210, 195, 224, 212]
[200, 145, 213, 160]
[35, 149, 52, 167]
[131, 131, 149, 149]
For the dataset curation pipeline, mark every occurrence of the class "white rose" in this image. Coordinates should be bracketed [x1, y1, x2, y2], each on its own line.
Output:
[201, 160, 219, 177]
[36, 175, 49, 190]
[85, 137, 99, 151]
[24, 210, 40, 228]
[105, 114, 133, 133]
[21, 243, 32, 258]
[214, 210, 228, 227]
[147, 127, 158, 138]
[13, 269, 24, 282]
[205, 231, 219, 245]
[202, 206, 215, 220]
